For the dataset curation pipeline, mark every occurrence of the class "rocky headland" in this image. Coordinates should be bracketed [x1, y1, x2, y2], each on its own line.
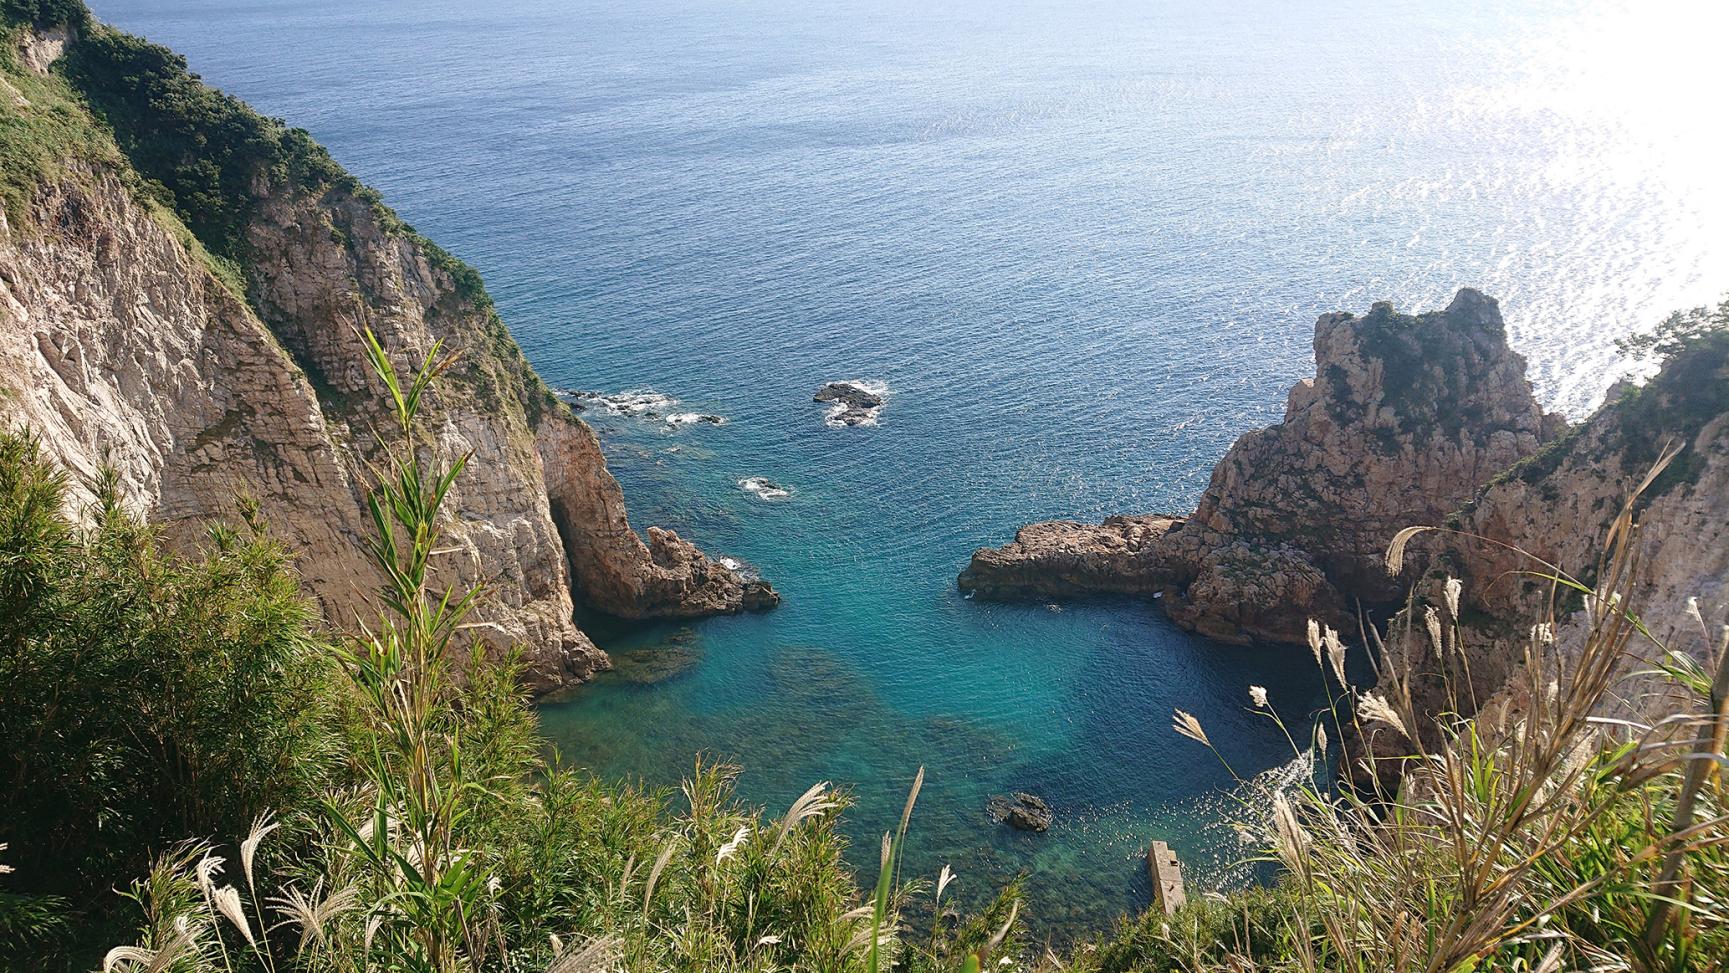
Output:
[0, 18, 774, 691]
[962, 289, 1561, 643]
[964, 288, 1729, 746]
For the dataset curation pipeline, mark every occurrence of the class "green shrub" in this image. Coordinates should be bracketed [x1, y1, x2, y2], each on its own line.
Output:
[0, 430, 343, 900]
[58, 24, 349, 264]
[0, 0, 87, 30]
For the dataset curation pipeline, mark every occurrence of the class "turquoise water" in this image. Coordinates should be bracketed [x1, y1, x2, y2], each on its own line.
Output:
[99, 0, 1727, 936]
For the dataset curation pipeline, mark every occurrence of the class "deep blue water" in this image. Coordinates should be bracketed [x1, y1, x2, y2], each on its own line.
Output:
[98, 0, 1727, 936]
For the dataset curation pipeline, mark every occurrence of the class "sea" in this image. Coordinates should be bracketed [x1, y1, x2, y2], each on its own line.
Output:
[94, 0, 1729, 937]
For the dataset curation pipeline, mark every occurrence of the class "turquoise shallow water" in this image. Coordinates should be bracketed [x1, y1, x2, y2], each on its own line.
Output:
[98, 0, 1727, 936]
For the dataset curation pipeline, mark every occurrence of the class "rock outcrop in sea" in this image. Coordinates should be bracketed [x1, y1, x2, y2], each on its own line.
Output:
[988, 792, 1054, 832]
[958, 515, 1182, 600]
[962, 290, 1559, 644]
[815, 380, 886, 426]
[0, 19, 774, 691]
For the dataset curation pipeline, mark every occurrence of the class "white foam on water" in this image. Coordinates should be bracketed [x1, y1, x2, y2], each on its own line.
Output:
[565, 389, 678, 416]
[736, 476, 792, 500]
[665, 412, 727, 426]
[841, 378, 889, 397]
[715, 555, 764, 580]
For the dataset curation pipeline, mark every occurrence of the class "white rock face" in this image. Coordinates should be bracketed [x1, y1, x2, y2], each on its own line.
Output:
[0, 165, 602, 688]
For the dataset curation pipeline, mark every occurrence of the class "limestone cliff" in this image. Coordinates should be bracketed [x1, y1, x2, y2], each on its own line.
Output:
[961, 289, 1559, 645]
[0, 13, 774, 690]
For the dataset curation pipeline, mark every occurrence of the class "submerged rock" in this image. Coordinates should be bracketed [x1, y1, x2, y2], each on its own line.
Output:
[608, 629, 703, 685]
[988, 792, 1054, 832]
[815, 381, 886, 426]
[666, 412, 726, 426]
[563, 389, 677, 417]
[562, 391, 728, 429]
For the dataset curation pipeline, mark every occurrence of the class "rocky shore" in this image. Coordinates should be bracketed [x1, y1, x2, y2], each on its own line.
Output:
[962, 289, 1558, 644]
[964, 289, 1729, 763]
[957, 515, 1183, 600]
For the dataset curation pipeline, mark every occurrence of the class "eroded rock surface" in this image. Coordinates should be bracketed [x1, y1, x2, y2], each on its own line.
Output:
[958, 515, 1183, 600]
[962, 290, 1559, 645]
[1358, 330, 1729, 774]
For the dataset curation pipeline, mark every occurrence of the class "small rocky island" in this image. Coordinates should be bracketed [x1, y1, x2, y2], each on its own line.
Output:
[815, 381, 886, 426]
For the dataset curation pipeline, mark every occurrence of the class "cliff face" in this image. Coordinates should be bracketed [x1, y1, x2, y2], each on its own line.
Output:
[961, 289, 1559, 645]
[1163, 289, 1560, 642]
[963, 284, 1728, 761]
[1383, 331, 1729, 736]
[0, 18, 774, 690]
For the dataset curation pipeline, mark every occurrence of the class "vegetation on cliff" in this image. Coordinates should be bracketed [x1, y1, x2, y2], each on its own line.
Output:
[1, 0, 557, 421]
[0, 15, 113, 224]
[0, 434, 342, 891]
[0, 342, 1011, 973]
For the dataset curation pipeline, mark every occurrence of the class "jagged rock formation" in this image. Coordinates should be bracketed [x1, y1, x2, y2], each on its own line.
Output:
[988, 792, 1054, 832]
[0, 16, 774, 690]
[962, 290, 1560, 645]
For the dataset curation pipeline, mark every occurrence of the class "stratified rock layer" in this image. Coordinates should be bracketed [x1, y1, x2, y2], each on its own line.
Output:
[0, 25, 774, 690]
[961, 290, 1559, 645]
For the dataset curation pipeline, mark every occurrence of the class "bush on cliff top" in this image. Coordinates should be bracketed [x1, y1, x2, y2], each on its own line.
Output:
[57, 15, 498, 311]
[59, 23, 351, 264]
[2, 0, 494, 311]
[0, 0, 85, 30]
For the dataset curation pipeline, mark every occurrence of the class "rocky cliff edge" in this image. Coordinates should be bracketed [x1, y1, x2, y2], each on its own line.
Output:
[0, 16, 776, 691]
